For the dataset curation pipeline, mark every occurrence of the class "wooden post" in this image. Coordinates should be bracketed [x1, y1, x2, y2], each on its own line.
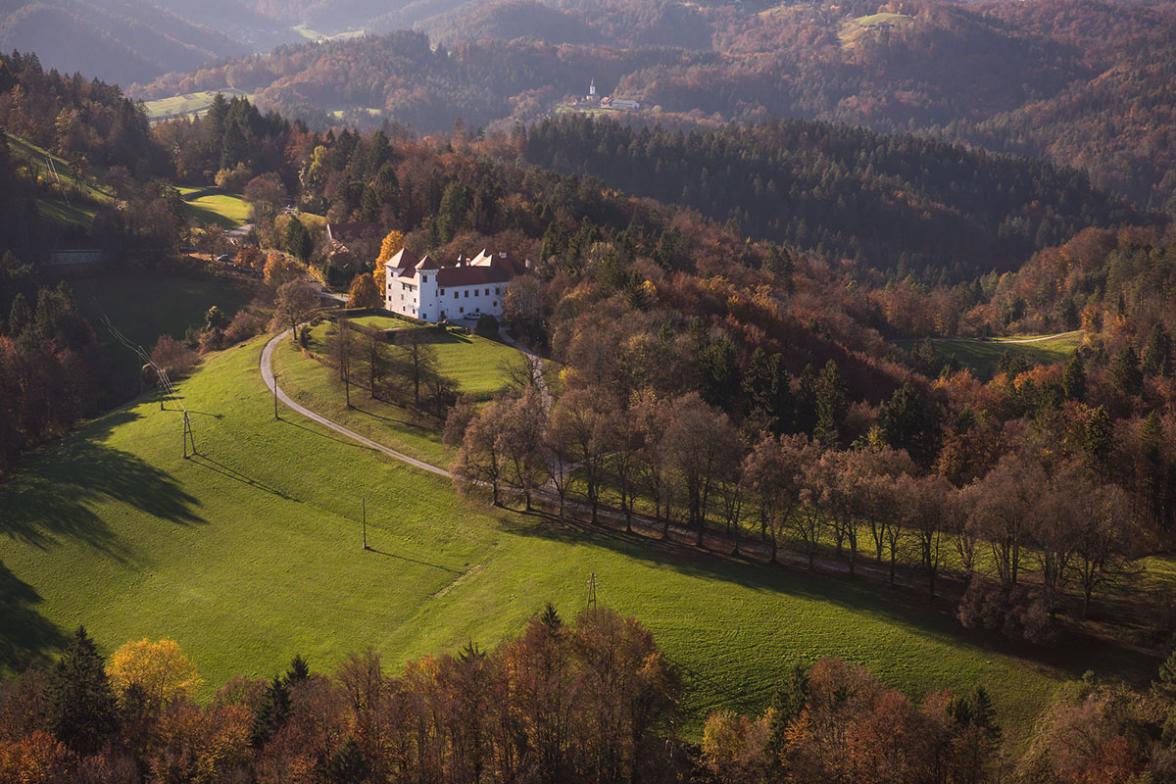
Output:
[273, 373, 279, 420]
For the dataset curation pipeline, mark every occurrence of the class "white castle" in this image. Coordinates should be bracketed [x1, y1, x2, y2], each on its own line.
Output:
[385, 248, 527, 323]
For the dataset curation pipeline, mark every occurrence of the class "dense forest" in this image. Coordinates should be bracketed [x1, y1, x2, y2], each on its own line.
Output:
[520, 115, 1139, 278]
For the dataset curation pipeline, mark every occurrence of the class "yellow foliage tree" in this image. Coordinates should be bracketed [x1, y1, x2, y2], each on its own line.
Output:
[347, 272, 382, 308]
[263, 251, 303, 289]
[373, 229, 404, 295]
[106, 638, 203, 704]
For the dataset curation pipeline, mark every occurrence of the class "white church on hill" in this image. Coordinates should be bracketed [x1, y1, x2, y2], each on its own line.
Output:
[385, 249, 528, 323]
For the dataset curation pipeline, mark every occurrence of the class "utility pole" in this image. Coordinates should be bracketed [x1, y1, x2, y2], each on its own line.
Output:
[362, 497, 369, 550]
[273, 373, 280, 420]
[182, 410, 198, 459]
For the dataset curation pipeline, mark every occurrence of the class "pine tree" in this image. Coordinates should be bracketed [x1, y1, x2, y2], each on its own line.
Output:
[794, 364, 818, 435]
[1081, 406, 1114, 464]
[1111, 345, 1144, 397]
[541, 603, 562, 630]
[814, 360, 847, 447]
[251, 655, 310, 748]
[878, 381, 942, 465]
[1062, 352, 1086, 401]
[743, 349, 793, 433]
[250, 675, 291, 748]
[766, 665, 809, 762]
[48, 626, 118, 754]
[1143, 323, 1174, 377]
[286, 654, 311, 685]
[284, 217, 311, 261]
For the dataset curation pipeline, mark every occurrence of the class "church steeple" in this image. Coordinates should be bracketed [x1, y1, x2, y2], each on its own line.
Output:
[588, 78, 596, 98]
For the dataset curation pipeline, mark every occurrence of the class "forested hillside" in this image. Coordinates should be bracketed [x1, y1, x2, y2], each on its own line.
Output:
[132, 0, 1176, 213]
[521, 115, 1138, 278]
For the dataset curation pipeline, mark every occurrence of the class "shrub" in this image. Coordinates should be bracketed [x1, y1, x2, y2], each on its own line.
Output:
[214, 164, 252, 192]
[958, 578, 1058, 645]
[475, 314, 499, 338]
[224, 311, 265, 345]
[149, 335, 198, 378]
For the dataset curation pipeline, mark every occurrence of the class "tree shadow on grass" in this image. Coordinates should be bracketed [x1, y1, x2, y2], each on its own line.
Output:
[0, 411, 205, 563]
[0, 560, 67, 672]
[498, 510, 1159, 687]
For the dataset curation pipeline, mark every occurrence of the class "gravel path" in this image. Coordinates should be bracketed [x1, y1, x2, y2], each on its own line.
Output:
[260, 330, 451, 479]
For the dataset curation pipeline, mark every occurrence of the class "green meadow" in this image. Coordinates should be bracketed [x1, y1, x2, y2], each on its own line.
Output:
[179, 187, 252, 229]
[142, 90, 249, 122]
[911, 331, 1083, 378]
[0, 334, 1158, 748]
[6, 132, 113, 227]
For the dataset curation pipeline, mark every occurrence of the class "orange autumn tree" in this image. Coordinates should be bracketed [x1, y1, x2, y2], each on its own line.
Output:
[347, 273, 382, 308]
[106, 638, 203, 704]
[373, 229, 405, 296]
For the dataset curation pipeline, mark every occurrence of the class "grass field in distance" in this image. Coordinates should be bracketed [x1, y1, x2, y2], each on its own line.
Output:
[918, 331, 1084, 378]
[142, 90, 249, 122]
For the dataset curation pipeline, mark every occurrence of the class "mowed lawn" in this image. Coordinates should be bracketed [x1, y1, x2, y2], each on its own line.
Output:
[283, 320, 531, 464]
[914, 331, 1083, 378]
[308, 321, 529, 400]
[348, 314, 416, 331]
[0, 335, 1160, 748]
[179, 187, 252, 229]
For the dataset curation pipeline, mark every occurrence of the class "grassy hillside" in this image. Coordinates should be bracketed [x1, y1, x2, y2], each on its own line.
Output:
[921, 331, 1084, 378]
[0, 333, 1157, 747]
[81, 268, 257, 397]
[6, 132, 113, 228]
[179, 186, 251, 228]
[143, 90, 249, 122]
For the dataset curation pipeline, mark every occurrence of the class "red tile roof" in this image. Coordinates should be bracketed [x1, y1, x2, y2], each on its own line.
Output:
[390, 249, 526, 286]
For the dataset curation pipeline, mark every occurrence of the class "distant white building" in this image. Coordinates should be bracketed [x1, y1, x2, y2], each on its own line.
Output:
[601, 96, 640, 111]
[385, 249, 527, 323]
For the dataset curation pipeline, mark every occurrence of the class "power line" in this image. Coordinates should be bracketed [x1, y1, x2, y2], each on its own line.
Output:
[100, 313, 197, 458]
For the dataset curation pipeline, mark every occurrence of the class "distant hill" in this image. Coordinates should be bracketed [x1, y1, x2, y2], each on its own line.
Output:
[522, 115, 1141, 279]
[127, 0, 1176, 213]
[0, 0, 295, 84]
[135, 31, 689, 130]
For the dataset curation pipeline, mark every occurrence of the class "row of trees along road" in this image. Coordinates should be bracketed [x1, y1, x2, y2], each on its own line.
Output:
[451, 377, 1140, 645]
